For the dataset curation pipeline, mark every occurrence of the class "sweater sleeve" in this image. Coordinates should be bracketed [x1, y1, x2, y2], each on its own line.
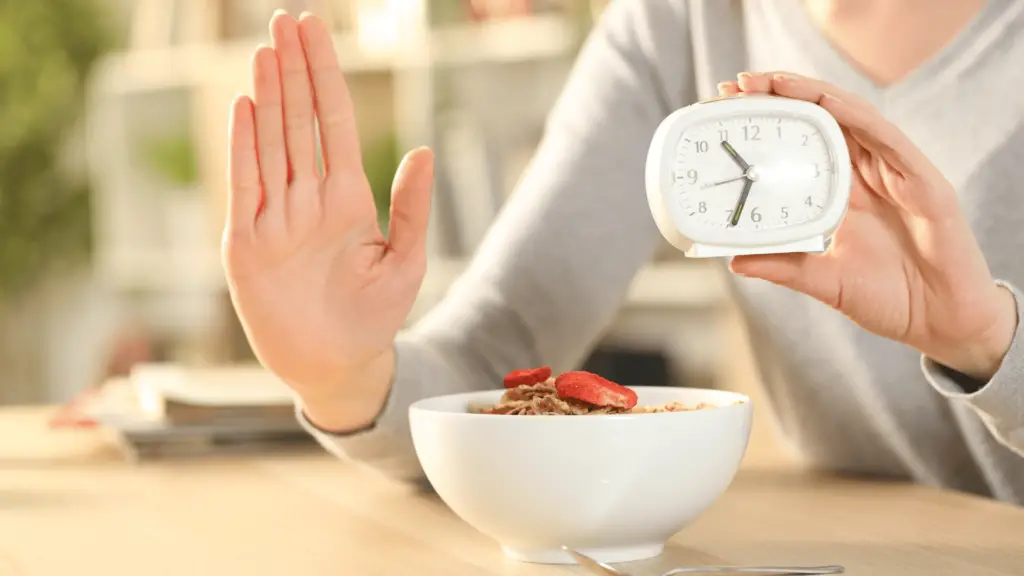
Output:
[296, 0, 700, 482]
[921, 280, 1024, 459]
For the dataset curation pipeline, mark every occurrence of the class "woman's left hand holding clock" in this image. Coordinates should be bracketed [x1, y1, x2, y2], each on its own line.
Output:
[721, 71, 1017, 382]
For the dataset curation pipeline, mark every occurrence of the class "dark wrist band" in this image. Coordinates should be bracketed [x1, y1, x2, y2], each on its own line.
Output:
[935, 362, 988, 394]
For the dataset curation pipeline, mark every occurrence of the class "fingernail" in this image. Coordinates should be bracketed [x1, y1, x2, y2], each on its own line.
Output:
[773, 73, 795, 83]
[274, 8, 287, 15]
[299, 10, 312, 19]
[738, 72, 755, 80]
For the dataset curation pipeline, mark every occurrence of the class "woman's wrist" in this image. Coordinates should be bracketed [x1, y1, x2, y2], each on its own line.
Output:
[927, 283, 1018, 382]
[296, 349, 396, 434]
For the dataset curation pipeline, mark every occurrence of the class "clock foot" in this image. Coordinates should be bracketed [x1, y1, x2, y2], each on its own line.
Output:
[685, 237, 828, 258]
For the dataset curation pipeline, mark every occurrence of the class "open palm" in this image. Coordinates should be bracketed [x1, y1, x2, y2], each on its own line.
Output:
[222, 11, 433, 412]
[723, 73, 1014, 379]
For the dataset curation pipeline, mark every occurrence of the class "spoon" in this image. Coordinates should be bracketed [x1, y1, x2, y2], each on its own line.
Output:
[561, 547, 845, 576]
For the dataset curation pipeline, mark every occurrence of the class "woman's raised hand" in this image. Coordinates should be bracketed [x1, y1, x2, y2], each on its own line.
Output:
[223, 11, 434, 430]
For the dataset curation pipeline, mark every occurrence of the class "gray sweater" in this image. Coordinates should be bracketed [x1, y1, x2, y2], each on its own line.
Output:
[298, 0, 1024, 503]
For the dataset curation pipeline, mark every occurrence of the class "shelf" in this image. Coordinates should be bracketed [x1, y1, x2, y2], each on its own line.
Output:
[90, 15, 576, 96]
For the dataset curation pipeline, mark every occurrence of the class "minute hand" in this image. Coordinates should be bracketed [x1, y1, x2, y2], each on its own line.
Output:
[730, 178, 754, 227]
[720, 140, 750, 171]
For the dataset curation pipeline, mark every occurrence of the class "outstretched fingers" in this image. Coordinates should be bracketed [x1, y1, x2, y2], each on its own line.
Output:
[270, 11, 318, 181]
[227, 95, 262, 232]
[296, 12, 382, 229]
[387, 148, 435, 261]
[298, 12, 364, 175]
[252, 45, 288, 211]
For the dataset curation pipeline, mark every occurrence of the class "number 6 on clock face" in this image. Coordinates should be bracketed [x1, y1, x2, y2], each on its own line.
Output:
[644, 94, 852, 258]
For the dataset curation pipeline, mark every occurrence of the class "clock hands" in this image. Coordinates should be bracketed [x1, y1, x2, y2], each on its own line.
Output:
[700, 175, 747, 189]
[730, 177, 754, 227]
[720, 140, 750, 172]
[719, 140, 758, 227]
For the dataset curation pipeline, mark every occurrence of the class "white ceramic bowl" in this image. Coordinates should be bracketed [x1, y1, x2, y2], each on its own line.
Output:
[409, 386, 753, 564]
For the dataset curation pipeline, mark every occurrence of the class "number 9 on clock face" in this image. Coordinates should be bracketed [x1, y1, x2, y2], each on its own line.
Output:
[645, 95, 852, 258]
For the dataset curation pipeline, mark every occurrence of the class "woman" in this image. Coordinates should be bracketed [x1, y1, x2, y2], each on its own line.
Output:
[222, 0, 1024, 502]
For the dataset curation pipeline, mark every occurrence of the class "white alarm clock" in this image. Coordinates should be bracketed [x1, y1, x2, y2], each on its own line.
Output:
[645, 94, 852, 258]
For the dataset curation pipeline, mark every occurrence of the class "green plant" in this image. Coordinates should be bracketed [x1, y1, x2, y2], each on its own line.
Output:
[142, 134, 199, 188]
[0, 0, 113, 297]
[362, 131, 401, 235]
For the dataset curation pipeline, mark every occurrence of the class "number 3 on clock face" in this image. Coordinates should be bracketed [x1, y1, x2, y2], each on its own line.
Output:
[645, 95, 852, 258]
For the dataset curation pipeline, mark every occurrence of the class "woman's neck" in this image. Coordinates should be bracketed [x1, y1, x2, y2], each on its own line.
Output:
[802, 0, 987, 86]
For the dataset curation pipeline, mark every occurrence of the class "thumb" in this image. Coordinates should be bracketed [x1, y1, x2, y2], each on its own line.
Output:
[730, 253, 842, 309]
[387, 147, 434, 258]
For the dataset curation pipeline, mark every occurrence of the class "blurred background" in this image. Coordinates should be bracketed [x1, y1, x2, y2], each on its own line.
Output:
[0, 0, 736, 410]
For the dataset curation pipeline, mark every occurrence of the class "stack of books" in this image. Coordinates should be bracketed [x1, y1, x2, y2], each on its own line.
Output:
[84, 363, 318, 461]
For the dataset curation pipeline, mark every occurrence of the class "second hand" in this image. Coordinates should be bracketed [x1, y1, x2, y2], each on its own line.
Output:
[701, 175, 747, 189]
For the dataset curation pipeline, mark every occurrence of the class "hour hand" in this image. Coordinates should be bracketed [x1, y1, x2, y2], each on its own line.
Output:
[720, 140, 750, 171]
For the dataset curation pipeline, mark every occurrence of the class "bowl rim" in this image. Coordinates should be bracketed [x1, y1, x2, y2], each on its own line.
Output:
[408, 385, 752, 421]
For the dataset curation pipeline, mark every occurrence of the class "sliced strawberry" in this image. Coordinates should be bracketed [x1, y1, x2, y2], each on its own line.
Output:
[554, 371, 638, 409]
[503, 366, 553, 388]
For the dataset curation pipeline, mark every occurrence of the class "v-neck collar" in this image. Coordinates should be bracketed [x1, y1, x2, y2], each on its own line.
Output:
[771, 0, 1017, 103]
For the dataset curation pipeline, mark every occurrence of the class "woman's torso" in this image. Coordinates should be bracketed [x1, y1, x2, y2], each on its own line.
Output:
[693, 0, 1024, 499]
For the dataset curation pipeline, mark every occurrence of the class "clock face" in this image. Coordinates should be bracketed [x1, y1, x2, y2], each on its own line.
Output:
[672, 113, 835, 232]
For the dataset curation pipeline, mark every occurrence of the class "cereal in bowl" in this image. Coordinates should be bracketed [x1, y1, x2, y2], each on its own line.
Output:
[469, 367, 722, 415]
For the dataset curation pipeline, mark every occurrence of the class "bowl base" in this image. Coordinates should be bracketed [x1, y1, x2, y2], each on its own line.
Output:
[501, 543, 664, 564]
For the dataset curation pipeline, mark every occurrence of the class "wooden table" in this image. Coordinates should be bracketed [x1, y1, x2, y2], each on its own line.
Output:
[1, 407, 1023, 576]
